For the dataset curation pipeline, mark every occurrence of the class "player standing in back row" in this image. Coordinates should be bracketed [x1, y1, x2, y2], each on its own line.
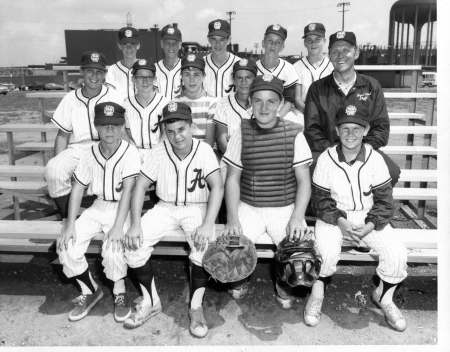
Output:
[203, 19, 241, 98]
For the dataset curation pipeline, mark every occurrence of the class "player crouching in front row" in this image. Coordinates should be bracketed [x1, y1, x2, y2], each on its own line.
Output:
[57, 102, 141, 323]
[309, 104, 408, 331]
[124, 101, 223, 336]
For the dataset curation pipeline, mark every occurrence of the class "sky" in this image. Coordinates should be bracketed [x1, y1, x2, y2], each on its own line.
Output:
[0, 0, 424, 67]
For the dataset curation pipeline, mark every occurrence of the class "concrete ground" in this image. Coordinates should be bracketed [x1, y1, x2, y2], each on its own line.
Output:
[0, 255, 437, 347]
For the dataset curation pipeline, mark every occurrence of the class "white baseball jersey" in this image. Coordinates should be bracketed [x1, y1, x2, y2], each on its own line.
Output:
[51, 85, 120, 143]
[312, 143, 391, 212]
[293, 56, 333, 102]
[213, 93, 252, 136]
[140, 138, 220, 205]
[123, 93, 168, 149]
[73, 140, 141, 201]
[256, 58, 298, 89]
[204, 53, 241, 98]
[175, 92, 217, 141]
[155, 59, 182, 100]
[223, 127, 313, 170]
[105, 60, 135, 101]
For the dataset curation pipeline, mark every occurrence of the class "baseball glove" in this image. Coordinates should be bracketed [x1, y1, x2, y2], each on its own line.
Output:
[203, 234, 257, 283]
[274, 237, 322, 288]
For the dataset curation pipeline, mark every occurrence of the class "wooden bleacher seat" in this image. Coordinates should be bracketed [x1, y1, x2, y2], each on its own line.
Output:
[393, 187, 437, 201]
[390, 125, 437, 135]
[381, 145, 437, 156]
[15, 141, 54, 152]
[0, 165, 45, 178]
[388, 112, 426, 122]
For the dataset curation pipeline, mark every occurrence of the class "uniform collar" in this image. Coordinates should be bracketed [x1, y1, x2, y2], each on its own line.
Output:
[336, 143, 366, 165]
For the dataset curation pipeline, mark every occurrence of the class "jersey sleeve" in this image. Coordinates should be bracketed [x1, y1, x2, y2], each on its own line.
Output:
[73, 153, 92, 187]
[201, 143, 220, 179]
[222, 129, 243, 169]
[51, 93, 73, 133]
[213, 99, 229, 127]
[122, 145, 141, 180]
[293, 60, 305, 85]
[371, 149, 392, 189]
[207, 99, 217, 121]
[282, 62, 299, 88]
[293, 132, 313, 167]
[140, 147, 159, 183]
[123, 100, 131, 129]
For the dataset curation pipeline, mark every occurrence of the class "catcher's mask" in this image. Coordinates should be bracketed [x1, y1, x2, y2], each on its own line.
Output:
[275, 238, 322, 288]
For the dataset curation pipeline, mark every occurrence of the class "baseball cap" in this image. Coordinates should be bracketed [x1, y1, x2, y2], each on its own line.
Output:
[249, 74, 284, 98]
[208, 19, 230, 38]
[336, 104, 369, 127]
[159, 101, 192, 124]
[232, 58, 257, 76]
[94, 102, 126, 126]
[80, 51, 107, 71]
[181, 53, 205, 72]
[329, 31, 357, 49]
[161, 24, 182, 41]
[131, 59, 156, 75]
[303, 22, 326, 38]
[265, 24, 287, 41]
[118, 26, 140, 44]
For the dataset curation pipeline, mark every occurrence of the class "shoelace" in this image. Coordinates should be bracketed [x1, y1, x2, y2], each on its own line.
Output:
[115, 295, 125, 306]
[73, 295, 87, 306]
[382, 302, 402, 319]
[307, 298, 323, 316]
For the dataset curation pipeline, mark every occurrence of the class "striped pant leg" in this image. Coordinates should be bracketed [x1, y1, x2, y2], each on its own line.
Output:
[314, 219, 343, 277]
[361, 224, 408, 284]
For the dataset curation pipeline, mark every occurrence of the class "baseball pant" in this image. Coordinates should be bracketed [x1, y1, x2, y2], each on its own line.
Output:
[238, 201, 295, 245]
[58, 199, 128, 282]
[314, 210, 408, 284]
[125, 201, 212, 268]
[45, 142, 93, 198]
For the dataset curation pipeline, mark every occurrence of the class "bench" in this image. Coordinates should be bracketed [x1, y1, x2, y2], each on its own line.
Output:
[0, 220, 437, 263]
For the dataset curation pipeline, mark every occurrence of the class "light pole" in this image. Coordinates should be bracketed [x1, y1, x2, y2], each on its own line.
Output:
[337, 2, 350, 31]
[226, 10, 236, 50]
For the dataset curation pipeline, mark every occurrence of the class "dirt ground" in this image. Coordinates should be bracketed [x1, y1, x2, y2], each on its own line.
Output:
[0, 255, 437, 347]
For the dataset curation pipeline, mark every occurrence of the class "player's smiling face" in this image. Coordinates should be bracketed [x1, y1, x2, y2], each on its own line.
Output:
[329, 41, 359, 73]
[96, 124, 123, 145]
[233, 70, 255, 96]
[336, 122, 369, 151]
[251, 90, 282, 129]
[208, 35, 229, 54]
[134, 69, 155, 95]
[118, 42, 140, 60]
[181, 68, 204, 97]
[262, 33, 285, 57]
[304, 35, 325, 56]
[161, 39, 181, 59]
[165, 120, 193, 154]
[81, 68, 105, 91]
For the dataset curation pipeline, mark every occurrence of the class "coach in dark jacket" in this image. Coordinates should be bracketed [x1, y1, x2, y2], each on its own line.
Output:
[304, 30, 400, 185]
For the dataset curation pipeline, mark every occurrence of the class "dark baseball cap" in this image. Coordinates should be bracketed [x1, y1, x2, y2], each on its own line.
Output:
[232, 58, 257, 76]
[159, 101, 192, 124]
[131, 59, 156, 75]
[118, 26, 140, 44]
[80, 51, 107, 71]
[208, 19, 230, 38]
[94, 102, 125, 126]
[249, 74, 284, 98]
[329, 31, 357, 49]
[161, 24, 182, 41]
[336, 104, 369, 127]
[265, 24, 287, 41]
[303, 22, 326, 38]
[181, 53, 205, 72]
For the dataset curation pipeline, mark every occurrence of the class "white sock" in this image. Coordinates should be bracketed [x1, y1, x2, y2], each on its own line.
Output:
[140, 278, 160, 307]
[190, 288, 205, 309]
[113, 279, 125, 295]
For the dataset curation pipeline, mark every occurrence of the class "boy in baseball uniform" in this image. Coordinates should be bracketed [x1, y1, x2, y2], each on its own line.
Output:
[45, 52, 120, 219]
[222, 74, 312, 302]
[293, 23, 333, 112]
[105, 26, 141, 101]
[123, 102, 223, 337]
[309, 103, 407, 331]
[203, 19, 241, 98]
[155, 24, 182, 100]
[175, 53, 217, 146]
[57, 102, 141, 323]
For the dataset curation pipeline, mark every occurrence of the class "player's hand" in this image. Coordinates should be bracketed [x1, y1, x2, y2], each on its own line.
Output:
[105, 225, 124, 253]
[223, 219, 243, 238]
[124, 223, 143, 250]
[191, 222, 214, 252]
[286, 215, 308, 241]
[351, 222, 374, 240]
[58, 221, 76, 252]
[337, 217, 360, 246]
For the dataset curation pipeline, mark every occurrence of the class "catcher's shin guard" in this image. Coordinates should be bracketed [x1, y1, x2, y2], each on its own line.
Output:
[190, 263, 209, 298]
[129, 260, 155, 305]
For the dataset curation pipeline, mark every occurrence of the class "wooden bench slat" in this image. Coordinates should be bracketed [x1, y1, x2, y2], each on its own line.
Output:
[25, 92, 66, 98]
[388, 112, 426, 121]
[398, 169, 437, 182]
[15, 141, 54, 152]
[0, 123, 56, 133]
[381, 145, 437, 155]
[0, 165, 45, 177]
[393, 187, 437, 200]
[384, 92, 437, 99]
[390, 125, 437, 134]
[0, 181, 47, 194]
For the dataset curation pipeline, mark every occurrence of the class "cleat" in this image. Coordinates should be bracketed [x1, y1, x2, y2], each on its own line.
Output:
[68, 288, 104, 322]
[303, 295, 324, 327]
[189, 307, 208, 338]
[123, 299, 162, 329]
[114, 293, 131, 322]
[372, 290, 407, 332]
[275, 281, 294, 309]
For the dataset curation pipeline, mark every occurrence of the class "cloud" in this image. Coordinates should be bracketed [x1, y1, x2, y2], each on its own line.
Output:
[196, 8, 222, 20]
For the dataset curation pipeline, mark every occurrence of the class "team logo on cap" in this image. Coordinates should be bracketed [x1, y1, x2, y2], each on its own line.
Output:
[138, 59, 147, 66]
[90, 53, 100, 63]
[187, 54, 196, 62]
[167, 102, 178, 112]
[214, 21, 221, 30]
[104, 105, 115, 116]
[239, 59, 248, 66]
[336, 31, 346, 39]
[125, 29, 133, 38]
[272, 24, 281, 31]
[167, 27, 175, 34]
[262, 74, 274, 82]
[308, 23, 316, 31]
[345, 105, 357, 116]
